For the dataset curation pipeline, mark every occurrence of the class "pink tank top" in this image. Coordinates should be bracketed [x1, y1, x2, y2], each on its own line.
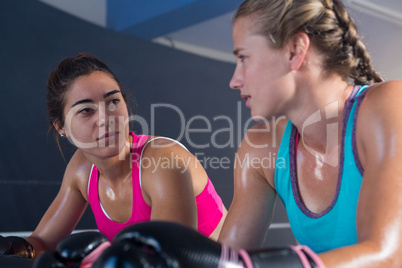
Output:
[88, 133, 223, 241]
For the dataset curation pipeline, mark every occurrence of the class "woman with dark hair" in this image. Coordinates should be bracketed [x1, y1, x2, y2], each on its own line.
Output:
[0, 53, 227, 261]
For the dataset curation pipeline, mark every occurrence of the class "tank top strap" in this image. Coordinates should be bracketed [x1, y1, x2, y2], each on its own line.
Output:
[87, 164, 97, 201]
[130, 132, 150, 169]
[138, 136, 188, 188]
[355, 85, 369, 97]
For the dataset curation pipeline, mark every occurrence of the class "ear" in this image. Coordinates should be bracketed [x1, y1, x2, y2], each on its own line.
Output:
[287, 32, 310, 71]
[53, 122, 66, 137]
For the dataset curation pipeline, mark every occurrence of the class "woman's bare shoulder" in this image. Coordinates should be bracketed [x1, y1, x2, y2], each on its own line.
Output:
[63, 149, 93, 200]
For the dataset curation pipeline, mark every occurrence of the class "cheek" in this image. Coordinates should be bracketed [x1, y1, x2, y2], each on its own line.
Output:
[114, 116, 129, 133]
[246, 60, 269, 82]
[67, 118, 94, 143]
[113, 108, 129, 129]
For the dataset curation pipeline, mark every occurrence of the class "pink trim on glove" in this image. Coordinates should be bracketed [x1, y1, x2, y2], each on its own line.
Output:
[238, 249, 254, 268]
[219, 244, 231, 268]
[80, 241, 111, 268]
[299, 245, 326, 268]
[219, 244, 244, 268]
[289, 245, 326, 268]
[290, 245, 311, 268]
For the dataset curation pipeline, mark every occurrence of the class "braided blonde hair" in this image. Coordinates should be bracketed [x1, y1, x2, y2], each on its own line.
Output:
[234, 0, 383, 85]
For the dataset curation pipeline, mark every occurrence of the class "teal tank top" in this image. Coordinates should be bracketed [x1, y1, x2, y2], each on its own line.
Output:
[274, 85, 369, 253]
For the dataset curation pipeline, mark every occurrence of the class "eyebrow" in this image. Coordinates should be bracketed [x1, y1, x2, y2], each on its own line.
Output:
[71, 90, 121, 108]
[104, 90, 121, 98]
[233, 47, 246, 56]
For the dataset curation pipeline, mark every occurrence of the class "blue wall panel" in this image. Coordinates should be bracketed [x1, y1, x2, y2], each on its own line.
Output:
[107, 0, 243, 38]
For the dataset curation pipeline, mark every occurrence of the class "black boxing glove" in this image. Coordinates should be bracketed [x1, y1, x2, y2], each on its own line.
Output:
[240, 245, 325, 268]
[113, 221, 234, 268]
[0, 254, 34, 268]
[33, 231, 111, 268]
[114, 221, 325, 268]
[93, 238, 170, 268]
[0, 235, 35, 259]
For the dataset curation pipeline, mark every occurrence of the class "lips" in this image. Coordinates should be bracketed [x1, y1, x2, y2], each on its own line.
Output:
[240, 94, 251, 107]
[240, 94, 250, 100]
[97, 132, 119, 141]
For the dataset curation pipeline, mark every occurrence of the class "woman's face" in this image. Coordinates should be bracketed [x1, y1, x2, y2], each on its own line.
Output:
[61, 71, 130, 158]
[230, 16, 295, 120]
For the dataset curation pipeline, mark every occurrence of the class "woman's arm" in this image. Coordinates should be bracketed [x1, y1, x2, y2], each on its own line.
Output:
[218, 122, 281, 250]
[25, 150, 91, 257]
[320, 81, 402, 267]
[140, 139, 199, 230]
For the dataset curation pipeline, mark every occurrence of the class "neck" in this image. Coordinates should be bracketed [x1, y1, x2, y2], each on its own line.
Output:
[288, 77, 353, 152]
[85, 137, 133, 183]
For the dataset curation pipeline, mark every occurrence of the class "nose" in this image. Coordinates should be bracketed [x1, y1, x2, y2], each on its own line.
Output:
[97, 102, 107, 127]
[229, 67, 243, 90]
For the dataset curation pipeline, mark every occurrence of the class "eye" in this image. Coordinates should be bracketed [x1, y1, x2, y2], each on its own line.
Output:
[108, 98, 120, 111]
[111, 98, 120, 105]
[238, 55, 246, 63]
[78, 107, 94, 114]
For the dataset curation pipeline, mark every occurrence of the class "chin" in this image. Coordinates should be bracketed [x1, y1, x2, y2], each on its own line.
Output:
[87, 143, 128, 160]
[99, 148, 126, 160]
[250, 110, 270, 123]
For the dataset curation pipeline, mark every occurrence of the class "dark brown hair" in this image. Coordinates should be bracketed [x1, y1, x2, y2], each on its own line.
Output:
[234, 0, 383, 85]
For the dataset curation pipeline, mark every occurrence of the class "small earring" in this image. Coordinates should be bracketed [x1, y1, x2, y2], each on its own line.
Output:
[60, 134, 64, 137]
